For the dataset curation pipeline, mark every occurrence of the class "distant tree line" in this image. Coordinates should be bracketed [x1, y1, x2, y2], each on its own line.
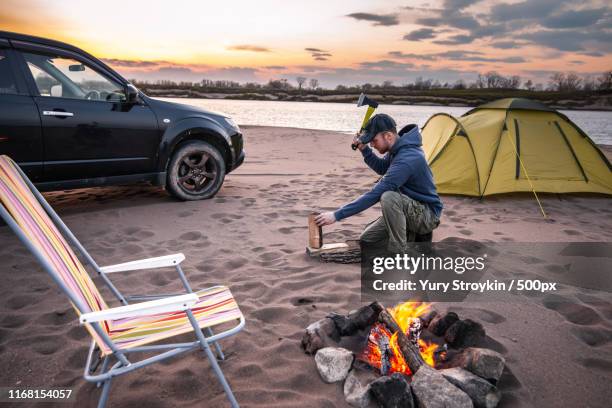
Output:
[132, 70, 611, 93]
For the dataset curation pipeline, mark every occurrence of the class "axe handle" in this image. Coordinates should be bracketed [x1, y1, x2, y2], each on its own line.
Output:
[351, 106, 377, 150]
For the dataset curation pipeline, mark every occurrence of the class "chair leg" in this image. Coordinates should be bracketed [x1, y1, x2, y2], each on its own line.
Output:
[187, 311, 239, 408]
[205, 327, 225, 360]
[97, 378, 113, 408]
[96, 357, 110, 388]
[202, 340, 240, 408]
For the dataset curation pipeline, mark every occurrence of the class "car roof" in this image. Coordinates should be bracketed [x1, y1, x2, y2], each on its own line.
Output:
[0, 31, 128, 85]
[0, 31, 87, 54]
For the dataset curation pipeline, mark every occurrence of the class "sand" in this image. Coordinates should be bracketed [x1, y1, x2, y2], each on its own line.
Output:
[0, 126, 610, 407]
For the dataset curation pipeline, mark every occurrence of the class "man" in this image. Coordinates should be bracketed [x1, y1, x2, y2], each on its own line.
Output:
[315, 113, 442, 252]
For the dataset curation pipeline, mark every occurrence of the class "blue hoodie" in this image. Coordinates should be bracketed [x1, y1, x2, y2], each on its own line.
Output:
[334, 126, 443, 221]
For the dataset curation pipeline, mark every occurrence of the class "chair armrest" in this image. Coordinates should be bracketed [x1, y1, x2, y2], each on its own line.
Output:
[100, 253, 186, 273]
[79, 293, 198, 324]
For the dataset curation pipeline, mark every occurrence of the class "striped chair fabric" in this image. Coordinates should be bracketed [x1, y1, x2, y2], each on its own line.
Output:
[0, 155, 242, 355]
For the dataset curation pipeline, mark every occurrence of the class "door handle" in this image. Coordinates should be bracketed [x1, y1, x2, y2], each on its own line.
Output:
[43, 110, 74, 117]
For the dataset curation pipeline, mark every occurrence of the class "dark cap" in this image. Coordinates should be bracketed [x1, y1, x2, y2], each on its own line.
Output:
[358, 113, 397, 144]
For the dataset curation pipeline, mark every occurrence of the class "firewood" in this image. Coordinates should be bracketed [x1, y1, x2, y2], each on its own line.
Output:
[308, 213, 323, 249]
[376, 303, 426, 374]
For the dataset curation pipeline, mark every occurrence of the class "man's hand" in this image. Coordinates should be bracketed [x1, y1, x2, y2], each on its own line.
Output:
[353, 133, 367, 151]
[315, 211, 336, 226]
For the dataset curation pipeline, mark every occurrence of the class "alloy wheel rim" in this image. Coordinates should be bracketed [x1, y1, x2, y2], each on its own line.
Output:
[177, 151, 217, 194]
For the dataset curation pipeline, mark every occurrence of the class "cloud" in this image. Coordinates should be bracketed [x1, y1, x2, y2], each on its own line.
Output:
[403, 28, 437, 41]
[442, 0, 481, 11]
[416, 12, 480, 31]
[388, 51, 437, 61]
[305, 47, 332, 61]
[433, 34, 475, 45]
[489, 0, 563, 21]
[360, 60, 415, 69]
[346, 12, 399, 26]
[519, 29, 612, 52]
[101, 58, 172, 68]
[227, 45, 271, 52]
[581, 51, 604, 57]
[542, 8, 605, 29]
[264, 65, 286, 70]
[490, 41, 521, 49]
[388, 50, 526, 64]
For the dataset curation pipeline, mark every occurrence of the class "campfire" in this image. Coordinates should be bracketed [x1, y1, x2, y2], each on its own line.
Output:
[302, 301, 506, 408]
[359, 302, 439, 376]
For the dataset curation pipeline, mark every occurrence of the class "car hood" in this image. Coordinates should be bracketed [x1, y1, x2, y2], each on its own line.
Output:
[144, 96, 228, 120]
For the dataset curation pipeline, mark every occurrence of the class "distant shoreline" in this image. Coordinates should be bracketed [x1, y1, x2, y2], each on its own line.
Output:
[140, 88, 612, 112]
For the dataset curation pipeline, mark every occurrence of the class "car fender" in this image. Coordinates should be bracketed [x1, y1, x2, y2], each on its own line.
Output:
[157, 116, 231, 171]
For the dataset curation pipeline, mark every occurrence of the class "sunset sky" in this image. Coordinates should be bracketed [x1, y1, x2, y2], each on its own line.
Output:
[1, 0, 610, 87]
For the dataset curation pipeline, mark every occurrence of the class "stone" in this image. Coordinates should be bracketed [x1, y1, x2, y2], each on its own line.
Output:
[411, 366, 473, 408]
[343, 370, 375, 408]
[441, 367, 501, 408]
[301, 318, 340, 354]
[369, 373, 414, 408]
[445, 319, 485, 348]
[451, 348, 506, 383]
[428, 312, 459, 336]
[315, 347, 354, 383]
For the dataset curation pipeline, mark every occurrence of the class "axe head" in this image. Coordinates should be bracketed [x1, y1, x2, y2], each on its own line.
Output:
[357, 93, 379, 108]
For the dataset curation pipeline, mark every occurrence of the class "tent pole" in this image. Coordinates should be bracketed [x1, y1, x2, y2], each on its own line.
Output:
[505, 122, 547, 219]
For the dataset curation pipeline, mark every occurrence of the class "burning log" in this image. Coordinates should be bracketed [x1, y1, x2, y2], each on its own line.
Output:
[378, 334, 392, 376]
[376, 303, 426, 374]
[408, 318, 423, 346]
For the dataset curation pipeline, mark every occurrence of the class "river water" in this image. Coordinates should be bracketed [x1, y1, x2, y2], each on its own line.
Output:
[160, 98, 612, 145]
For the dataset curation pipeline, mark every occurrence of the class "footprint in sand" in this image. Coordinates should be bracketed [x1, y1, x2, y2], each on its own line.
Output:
[278, 226, 307, 234]
[459, 229, 473, 236]
[5, 295, 36, 310]
[178, 211, 192, 218]
[36, 309, 73, 326]
[0, 314, 29, 329]
[563, 229, 582, 236]
[578, 358, 612, 373]
[542, 294, 602, 325]
[291, 297, 316, 306]
[179, 231, 203, 241]
[570, 326, 612, 347]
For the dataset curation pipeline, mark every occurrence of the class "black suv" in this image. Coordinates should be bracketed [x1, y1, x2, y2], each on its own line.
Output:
[0, 31, 245, 200]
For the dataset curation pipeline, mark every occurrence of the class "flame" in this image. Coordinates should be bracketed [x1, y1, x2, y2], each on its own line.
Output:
[358, 301, 438, 376]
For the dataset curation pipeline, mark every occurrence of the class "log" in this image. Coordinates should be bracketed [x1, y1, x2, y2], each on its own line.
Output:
[308, 213, 323, 249]
[376, 304, 426, 374]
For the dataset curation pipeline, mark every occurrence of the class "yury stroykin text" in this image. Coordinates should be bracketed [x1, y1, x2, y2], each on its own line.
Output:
[372, 279, 558, 293]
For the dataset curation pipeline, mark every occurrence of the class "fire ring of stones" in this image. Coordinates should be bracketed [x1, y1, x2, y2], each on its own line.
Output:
[301, 302, 506, 408]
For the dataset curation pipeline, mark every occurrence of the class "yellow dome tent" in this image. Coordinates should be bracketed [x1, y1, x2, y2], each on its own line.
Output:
[421, 98, 612, 199]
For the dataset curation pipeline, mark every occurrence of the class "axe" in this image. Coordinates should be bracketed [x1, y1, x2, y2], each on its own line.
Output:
[352, 93, 379, 150]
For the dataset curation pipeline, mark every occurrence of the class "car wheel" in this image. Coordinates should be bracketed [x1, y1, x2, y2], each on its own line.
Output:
[166, 140, 226, 200]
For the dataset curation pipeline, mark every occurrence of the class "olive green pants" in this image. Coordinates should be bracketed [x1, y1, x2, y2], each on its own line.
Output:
[360, 191, 440, 252]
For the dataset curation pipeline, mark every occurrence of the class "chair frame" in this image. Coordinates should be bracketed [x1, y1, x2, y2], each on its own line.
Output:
[0, 163, 245, 408]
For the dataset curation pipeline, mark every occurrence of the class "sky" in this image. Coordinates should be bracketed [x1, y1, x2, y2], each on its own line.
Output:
[1, 0, 611, 88]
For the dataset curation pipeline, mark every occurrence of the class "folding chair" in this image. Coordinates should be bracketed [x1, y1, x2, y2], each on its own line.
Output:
[0, 155, 245, 408]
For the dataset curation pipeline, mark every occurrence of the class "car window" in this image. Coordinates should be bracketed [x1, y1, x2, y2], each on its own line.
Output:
[0, 49, 18, 95]
[21, 51, 126, 102]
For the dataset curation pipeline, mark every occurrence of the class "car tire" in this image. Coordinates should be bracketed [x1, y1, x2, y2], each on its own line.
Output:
[166, 140, 226, 201]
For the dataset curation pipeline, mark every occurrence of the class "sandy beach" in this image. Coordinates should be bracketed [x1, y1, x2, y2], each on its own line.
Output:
[0, 126, 611, 407]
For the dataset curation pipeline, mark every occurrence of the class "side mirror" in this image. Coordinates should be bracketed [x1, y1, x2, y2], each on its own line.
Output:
[125, 84, 139, 104]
